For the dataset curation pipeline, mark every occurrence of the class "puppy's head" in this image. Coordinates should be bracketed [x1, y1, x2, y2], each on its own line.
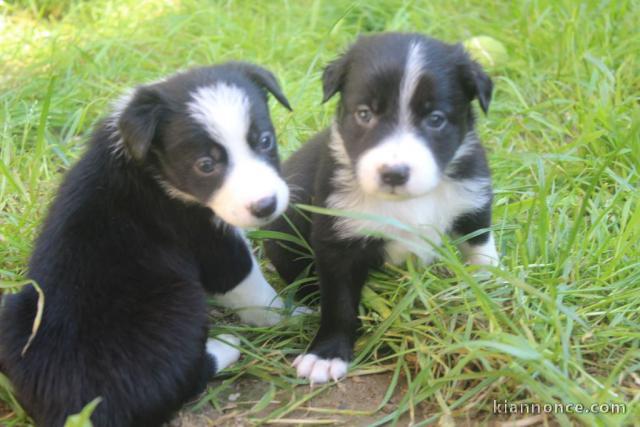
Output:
[117, 63, 292, 228]
[324, 33, 492, 198]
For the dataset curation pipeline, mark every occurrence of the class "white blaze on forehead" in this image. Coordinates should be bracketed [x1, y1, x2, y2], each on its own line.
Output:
[352, 41, 437, 198]
[188, 83, 251, 146]
[399, 41, 425, 127]
[187, 83, 289, 228]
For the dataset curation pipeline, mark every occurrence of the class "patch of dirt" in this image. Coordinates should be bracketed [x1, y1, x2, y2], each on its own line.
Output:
[0, 373, 559, 427]
[169, 374, 559, 427]
[170, 372, 416, 426]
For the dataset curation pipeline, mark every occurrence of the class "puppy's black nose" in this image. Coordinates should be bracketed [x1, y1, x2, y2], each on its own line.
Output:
[249, 195, 277, 218]
[380, 164, 410, 187]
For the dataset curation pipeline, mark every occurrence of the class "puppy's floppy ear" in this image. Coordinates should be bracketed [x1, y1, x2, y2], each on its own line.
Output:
[118, 86, 167, 160]
[458, 47, 493, 114]
[232, 62, 292, 111]
[469, 60, 493, 114]
[322, 53, 349, 103]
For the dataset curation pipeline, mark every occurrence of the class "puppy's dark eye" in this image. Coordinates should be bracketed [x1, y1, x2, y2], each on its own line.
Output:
[256, 131, 275, 151]
[355, 105, 374, 126]
[194, 157, 216, 176]
[424, 111, 447, 130]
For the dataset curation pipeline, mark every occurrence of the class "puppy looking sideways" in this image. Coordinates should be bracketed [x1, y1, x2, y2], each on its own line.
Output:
[265, 33, 500, 384]
[0, 63, 292, 426]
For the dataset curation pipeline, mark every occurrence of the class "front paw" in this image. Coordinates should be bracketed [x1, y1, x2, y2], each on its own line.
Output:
[238, 307, 283, 327]
[207, 334, 241, 372]
[293, 332, 353, 384]
[466, 253, 499, 281]
[467, 253, 500, 267]
[461, 235, 500, 268]
[292, 353, 348, 384]
[239, 304, 313, 327]
[292, 305, 314, 316]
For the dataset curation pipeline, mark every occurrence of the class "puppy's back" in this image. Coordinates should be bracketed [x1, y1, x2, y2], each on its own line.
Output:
[0, 130, 212, 426]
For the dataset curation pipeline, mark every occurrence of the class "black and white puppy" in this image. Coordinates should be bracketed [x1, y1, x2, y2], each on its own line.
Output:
[0, 63, 292, 426]
[265, 33, 499, 384]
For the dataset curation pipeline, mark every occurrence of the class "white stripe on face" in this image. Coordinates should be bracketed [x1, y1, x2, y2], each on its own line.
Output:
[188, 84, 289, 228]
[189, 83, 251, 147]
[354, 41, 442, 198]
[398, 41, 425, 128]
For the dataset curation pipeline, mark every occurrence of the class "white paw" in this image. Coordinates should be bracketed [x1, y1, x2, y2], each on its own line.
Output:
[466, 253, 499, 267]
[237, 307, 283, 327]
[466, 254, 499, 282]
[239, 305, 313, 326]
[292, 354, 348, 384]
[460, 233, 500, 268]
[206, 334, 241, 371]
[291, 306, 314, 316]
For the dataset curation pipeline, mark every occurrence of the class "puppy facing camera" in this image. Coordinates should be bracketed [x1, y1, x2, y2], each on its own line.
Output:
[265, 33, 500, 384]
[116, 63, 291, 228]
[0, 63, 293, 426]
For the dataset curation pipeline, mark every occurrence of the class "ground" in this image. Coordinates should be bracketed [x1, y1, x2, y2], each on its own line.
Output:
[0, 0, 639, 426]
[171, 373, 403, 426]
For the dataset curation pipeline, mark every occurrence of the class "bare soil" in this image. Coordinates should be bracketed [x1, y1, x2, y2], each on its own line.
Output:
[170, 373, 556, 427]
[0, 372, 554, 426]
[170, 372, 416, 426]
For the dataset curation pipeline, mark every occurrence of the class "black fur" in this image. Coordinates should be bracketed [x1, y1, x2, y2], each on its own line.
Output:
[265, 33, 496, 371]
[0, 63, 289, 426]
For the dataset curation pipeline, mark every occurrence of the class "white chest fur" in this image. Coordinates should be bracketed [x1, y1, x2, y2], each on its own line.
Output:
[326, 174, 491, 264]
[325, 124, 493, 265]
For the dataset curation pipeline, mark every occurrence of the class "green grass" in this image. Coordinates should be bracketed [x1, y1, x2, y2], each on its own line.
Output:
[1, 0, 639, 425]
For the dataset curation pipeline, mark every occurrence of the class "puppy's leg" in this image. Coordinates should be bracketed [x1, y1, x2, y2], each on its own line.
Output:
[206, 334, 241, 372]
[203, 229, 302, 327]
[459, 233, 499, 266]
[293, 239, 380, 384]
[216, 253, 286, 327]
[453, 204, 499, 266]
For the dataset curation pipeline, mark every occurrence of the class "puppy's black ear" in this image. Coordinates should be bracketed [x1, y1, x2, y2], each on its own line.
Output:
[459, 48, 493, 114]
[118, 87, 166, 160]
[469, 60, 493, 114]
[322, 53, 349, 103]
[233, 62, 292, 111]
